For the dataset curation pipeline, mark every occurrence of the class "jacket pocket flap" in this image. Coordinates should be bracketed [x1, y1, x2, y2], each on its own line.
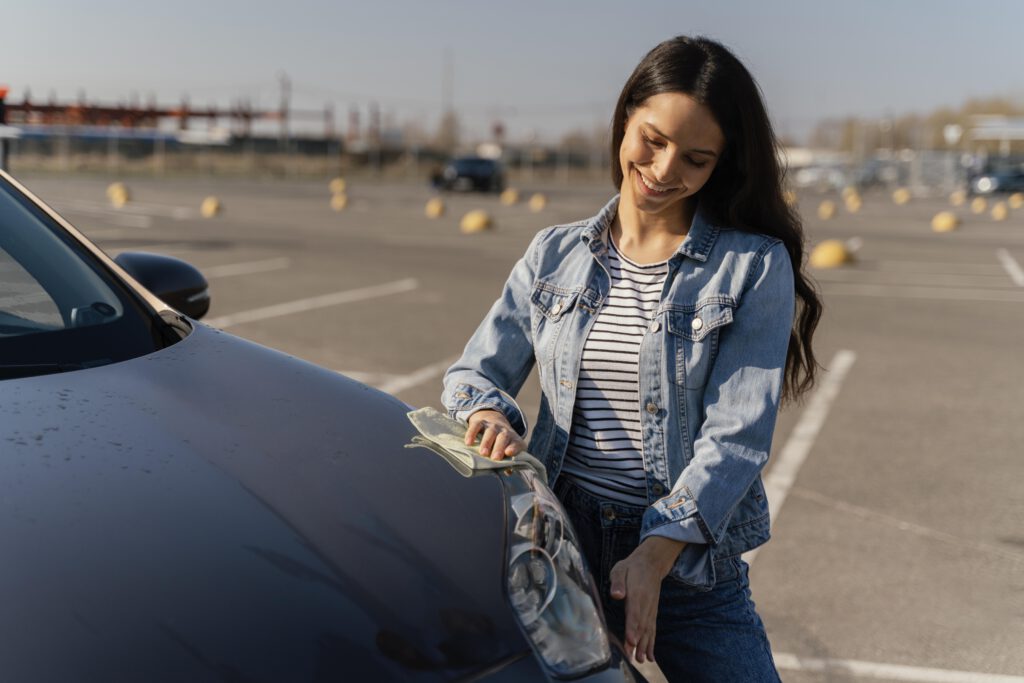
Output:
[531, 284, 580, 321]
[666, 299, 735, 341]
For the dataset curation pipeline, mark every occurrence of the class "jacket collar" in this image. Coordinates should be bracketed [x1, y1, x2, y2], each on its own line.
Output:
[581, 195, 719, 262]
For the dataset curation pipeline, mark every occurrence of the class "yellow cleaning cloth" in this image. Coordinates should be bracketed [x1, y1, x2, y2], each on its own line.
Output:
[406, 407, 547, 480]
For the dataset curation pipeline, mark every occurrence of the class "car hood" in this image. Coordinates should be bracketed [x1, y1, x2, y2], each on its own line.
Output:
[0, 323, 528, 682]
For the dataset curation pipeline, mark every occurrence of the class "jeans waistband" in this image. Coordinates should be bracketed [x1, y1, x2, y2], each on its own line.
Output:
[555, 476, 647, 528]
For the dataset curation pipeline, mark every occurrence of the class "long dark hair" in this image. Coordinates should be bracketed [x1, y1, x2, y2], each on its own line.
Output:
[611, 35, 822, 402]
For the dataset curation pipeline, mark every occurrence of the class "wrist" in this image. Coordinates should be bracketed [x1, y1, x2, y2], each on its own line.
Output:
[468, 408, 507, 423]
[639, 535, 686, 576]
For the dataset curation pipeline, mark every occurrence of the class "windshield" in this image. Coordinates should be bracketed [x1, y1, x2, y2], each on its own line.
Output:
[0, 177, 171, 378]
[980, 158, 1024, 175]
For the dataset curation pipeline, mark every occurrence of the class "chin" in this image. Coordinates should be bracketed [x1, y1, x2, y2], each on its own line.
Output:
[629, 188, 689, 217]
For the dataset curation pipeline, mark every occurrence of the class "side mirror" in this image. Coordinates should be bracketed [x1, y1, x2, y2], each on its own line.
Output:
[114, 251, 210, 320]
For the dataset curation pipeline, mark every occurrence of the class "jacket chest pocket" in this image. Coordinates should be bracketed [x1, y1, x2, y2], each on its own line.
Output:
[531, 284, 581, 366]
[666, 298, 736, 390]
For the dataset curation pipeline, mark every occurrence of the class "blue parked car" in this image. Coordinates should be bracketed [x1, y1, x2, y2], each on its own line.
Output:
[0, 170, 637, 682]
[432, 156, 506, 193]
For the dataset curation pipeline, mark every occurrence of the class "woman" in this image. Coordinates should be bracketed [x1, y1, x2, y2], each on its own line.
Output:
[442, 35, 821, 682]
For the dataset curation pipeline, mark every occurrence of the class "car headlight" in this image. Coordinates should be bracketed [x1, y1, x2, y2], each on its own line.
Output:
[975, 176, 997, 193]
[503, 470, 611, 677]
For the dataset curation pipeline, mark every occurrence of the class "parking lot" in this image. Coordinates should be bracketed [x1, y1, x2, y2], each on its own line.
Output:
[17, 171, 1024, 682]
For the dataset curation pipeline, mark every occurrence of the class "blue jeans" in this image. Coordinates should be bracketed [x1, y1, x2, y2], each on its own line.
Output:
[554, 478, 781, 683]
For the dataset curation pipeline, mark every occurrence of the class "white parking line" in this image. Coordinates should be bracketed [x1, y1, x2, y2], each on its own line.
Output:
[55, 204, 153, 229]
[56, 198, 196, 220]
[376, 356, 460, 395]
[336, 370, 396, 385]
[202, 257, 291, 279]
[996, 248, 1024, 287]
[335, 355, 459, 396]
[773, 652, 1024, 682]
[642, 649, 1024, 683]
[204, 278, 418, 329]
[745, 349, 857, 564]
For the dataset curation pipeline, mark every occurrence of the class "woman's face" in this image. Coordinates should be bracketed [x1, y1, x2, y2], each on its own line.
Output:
[618, 92, 725, 220]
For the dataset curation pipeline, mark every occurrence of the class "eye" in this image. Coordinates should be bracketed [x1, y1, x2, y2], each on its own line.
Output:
[641, 132, 665, 149]
[686, 156, 709, 169]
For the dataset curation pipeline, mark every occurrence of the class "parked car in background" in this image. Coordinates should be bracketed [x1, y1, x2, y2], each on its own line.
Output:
[0, 170, 635, 682]
[432, 156, 506, 193]
[790, 163, 849, 192]
[851, 158, 904, 188]
[967, 163, 1024, 195]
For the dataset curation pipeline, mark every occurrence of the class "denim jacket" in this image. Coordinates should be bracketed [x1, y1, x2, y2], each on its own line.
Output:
[442, 195, 794, 589]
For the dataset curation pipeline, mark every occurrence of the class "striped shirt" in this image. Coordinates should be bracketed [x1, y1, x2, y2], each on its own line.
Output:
[561, 238, 669, 506]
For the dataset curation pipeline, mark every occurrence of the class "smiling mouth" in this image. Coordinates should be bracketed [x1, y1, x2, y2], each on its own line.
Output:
[635, 169, 680, 196]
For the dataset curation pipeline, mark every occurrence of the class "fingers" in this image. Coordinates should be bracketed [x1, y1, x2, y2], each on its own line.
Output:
[465, 413, 526, 461]
[626, 610, 656, 664]
[609, 563, 627, 600]
[632, 622, 656, 664]
[492, 431, 511, 459]
[615, 562, 658, 664]
[478, 424, 500, 459]
[625, 620, 640, 662]
[465, 410, 505, 446]
[479, 424, 520, 461]
[501, 432, 523, 457]
[464, 418, 484, 446]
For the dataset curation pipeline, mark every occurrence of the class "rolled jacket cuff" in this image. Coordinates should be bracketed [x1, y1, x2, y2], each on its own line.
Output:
[640, 486, 715, 546]
[444, 382, 528, 437]
[644, 515, 705, 544]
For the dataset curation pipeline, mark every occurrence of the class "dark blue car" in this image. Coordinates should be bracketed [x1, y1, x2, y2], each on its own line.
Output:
[0, 170, 637, 682]
[433, 156, 506, 193]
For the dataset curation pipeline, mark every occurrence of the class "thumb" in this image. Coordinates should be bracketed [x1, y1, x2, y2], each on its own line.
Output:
[609, 565, 627, 600]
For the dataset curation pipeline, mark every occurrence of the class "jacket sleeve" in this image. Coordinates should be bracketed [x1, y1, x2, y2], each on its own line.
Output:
[440, 228, 550, 436]
[641, 240, 794, 581]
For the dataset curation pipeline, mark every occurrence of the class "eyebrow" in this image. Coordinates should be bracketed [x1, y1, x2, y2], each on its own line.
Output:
[646, 123, 719, 157]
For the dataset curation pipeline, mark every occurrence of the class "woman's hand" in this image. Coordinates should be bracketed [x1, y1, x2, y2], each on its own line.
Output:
[464, 409, 526, 460]
[608, 536, 686, 664]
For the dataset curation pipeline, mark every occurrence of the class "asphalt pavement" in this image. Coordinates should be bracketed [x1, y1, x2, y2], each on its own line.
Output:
[15, 170, 1024, 683]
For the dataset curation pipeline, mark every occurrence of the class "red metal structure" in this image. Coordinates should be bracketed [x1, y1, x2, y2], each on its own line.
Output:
[2, 90, 331, 138]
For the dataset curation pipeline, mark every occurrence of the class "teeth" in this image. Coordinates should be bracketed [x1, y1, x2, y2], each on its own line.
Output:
[639, 172, 674, 193]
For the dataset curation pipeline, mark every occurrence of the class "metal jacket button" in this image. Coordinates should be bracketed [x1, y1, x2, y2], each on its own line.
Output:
[652, 482, 665, 496]
[650, 321, 661, 333]
[551, 303, 563, 315]
[603, 507, 616, 521]
[691, 317, 704, 331]
[646, 402, 658, 414]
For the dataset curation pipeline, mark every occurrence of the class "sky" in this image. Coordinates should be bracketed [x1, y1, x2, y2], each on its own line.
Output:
[3, 0, 1023, 143]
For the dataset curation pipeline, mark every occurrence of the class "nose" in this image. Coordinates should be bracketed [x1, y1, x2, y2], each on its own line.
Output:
[651, 151, 680, 184]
